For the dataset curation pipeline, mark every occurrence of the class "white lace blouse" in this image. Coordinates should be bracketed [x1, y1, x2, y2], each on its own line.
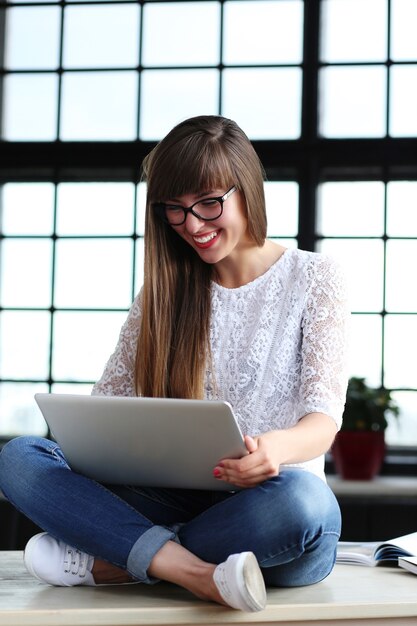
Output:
[92, 248, 350, 480]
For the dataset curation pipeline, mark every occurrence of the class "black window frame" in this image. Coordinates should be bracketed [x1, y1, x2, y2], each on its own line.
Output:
[1, 0, 417, 472]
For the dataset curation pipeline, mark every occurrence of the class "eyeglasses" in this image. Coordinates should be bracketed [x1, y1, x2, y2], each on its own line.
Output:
[153, 186, 237, 226]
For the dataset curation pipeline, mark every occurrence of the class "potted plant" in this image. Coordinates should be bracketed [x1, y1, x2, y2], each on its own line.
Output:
[331, 377, 400, 480]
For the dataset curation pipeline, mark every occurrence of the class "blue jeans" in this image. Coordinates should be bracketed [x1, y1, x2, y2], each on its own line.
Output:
[0, 436, 341, 586]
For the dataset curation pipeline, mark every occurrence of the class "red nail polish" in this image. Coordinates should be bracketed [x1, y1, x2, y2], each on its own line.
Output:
[213, 468, 221, 477]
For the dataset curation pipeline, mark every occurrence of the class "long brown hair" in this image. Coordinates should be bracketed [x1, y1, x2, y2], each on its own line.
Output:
[136, 115, 267, 398]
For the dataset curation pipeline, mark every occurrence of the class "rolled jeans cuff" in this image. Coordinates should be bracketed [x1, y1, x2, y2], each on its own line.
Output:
[126, 525, 176, 584]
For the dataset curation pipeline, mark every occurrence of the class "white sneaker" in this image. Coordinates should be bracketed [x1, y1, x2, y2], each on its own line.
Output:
[213, 551, 267, 612]
[24, 532, 96, 587]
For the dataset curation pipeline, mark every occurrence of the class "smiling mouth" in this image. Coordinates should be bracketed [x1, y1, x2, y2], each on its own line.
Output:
[193, 231, 219, 244]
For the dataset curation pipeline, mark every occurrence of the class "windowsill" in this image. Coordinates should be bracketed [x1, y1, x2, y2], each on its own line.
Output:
[328, 475, 417, 497]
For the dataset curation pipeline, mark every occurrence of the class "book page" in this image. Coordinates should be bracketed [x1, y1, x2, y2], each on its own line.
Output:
[375, 532, 417, 561]
[336, 542, 380, 566]
[398, 556, 417, 575]
[337, 532, 417, 567]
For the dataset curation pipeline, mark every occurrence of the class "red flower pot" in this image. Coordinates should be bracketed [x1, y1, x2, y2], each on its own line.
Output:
[331, 431, 386, 480]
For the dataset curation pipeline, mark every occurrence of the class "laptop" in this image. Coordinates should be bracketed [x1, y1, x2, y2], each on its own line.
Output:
[34, 393, 248, 491]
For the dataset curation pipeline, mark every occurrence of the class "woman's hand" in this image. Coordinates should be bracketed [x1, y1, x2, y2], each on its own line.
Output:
[212, 413, 338, 488]
[213, 433, 282, 488]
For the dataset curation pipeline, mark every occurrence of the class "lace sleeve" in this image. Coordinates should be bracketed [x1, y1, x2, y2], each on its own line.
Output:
[299, 256, 350, 428]
[91, 292, 142, 397]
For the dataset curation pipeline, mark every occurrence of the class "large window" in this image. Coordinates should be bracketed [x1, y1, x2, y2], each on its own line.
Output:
[2, 0, 304, 141]
[1, 0, 417, 449]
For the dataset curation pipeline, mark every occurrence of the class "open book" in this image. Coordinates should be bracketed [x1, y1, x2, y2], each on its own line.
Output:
[336, 532, 417, 567]
[398, 556, 417, 575]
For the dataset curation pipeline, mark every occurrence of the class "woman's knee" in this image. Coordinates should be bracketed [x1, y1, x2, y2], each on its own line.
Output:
[1, 435, 47, 465]
[0, 436, 59, 500]
[278, 470, 341, 534]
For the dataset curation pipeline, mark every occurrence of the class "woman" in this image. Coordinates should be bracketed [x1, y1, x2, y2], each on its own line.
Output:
[0, 115, 349, 612]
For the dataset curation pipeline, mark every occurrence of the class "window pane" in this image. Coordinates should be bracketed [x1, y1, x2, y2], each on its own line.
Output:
[57, 183, 135, 236]
[52, 382, 93, 395]
[265, 182, 298, 237]
[389, 65, 417, 137]
[9, 0, 57, 3]
[222, 68, 301, 139]
[140, 69, 219, 141]
[136, 182, 147, 237]
[5, 6, 61, 70]
[385, 315, 417, 388]
[68, 0, 128, 3]
[142, 2, 220, 67]
[2, 183, 54, 235]
[63, 5, 140, 69]
[319, 66, 387, 138]
[54, 239, 133, 309]
[0, 383, 48, 436]
[387, 181, 417, 236]
[386, 391, 417, 446]
[321, 0, 387, 62]
[0, 311, 50, 379]
[3, 74, 58, 141]
[223, 0, 303, 65]
[0, 240, 52, 307]
[52, 311, 127, 381]
[386, 241, 417, 312]
[60, 71, 138, 140]
[319, 239, 384, 312]
[317, 182, 385, 236]
[349, 314, 382, 387]
[391, 0, 417, 61]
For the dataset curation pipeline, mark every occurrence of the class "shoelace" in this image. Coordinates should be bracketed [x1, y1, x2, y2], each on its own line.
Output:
[63, 547, 89, 578]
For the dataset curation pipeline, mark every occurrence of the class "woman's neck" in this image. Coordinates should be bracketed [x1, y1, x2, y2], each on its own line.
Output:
[213, 240, 287, 289]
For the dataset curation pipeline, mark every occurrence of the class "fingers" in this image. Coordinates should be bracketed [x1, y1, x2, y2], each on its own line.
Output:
[213, 440, 279, 487]
[224, 470, 277, 488]
[244, 435, 258, 453]
[214, 463, 277, 488]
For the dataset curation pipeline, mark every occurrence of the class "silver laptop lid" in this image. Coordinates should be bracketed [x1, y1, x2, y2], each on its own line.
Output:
[35, 393, 247, 491]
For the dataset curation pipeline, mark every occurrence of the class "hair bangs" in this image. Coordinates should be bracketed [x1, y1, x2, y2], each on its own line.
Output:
[149, 136, 236, 203]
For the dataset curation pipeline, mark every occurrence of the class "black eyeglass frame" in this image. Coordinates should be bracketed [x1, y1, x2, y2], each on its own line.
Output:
[152, 186, 237, 226]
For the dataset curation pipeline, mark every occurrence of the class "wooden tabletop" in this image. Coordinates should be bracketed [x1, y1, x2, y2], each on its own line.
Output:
[1, 551, 417, 625]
